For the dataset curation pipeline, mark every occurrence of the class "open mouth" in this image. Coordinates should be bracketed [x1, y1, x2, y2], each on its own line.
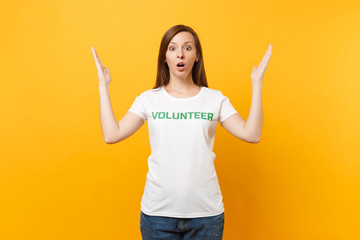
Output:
[176, 62, 185, 71]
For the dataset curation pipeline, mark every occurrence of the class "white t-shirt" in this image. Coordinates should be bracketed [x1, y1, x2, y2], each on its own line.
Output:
[128, 85, 238, 218]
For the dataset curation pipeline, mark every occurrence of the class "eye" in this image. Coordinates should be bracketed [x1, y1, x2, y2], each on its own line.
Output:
[185, 46, 191, 50]
[169, 46, 175, 51]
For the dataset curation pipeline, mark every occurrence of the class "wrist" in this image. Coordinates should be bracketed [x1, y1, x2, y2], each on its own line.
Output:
[99, 83, 110, 90]
[252, 82, 263, 88]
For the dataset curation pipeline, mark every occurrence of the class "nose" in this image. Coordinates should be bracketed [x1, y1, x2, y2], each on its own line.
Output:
[177, 49, 184, 59]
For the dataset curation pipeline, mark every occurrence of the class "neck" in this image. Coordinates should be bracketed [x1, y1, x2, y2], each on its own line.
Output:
[166, 73, 196, 91]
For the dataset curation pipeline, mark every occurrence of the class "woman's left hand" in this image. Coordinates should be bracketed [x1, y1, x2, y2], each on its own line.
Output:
[251, 44, 272, 85]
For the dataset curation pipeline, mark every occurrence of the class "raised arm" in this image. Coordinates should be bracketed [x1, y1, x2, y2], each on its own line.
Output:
[221, 83, 262, 143]
[221, 44, 272, 143]
[92, 47, 145, 144]
[99, 85, 145, 144]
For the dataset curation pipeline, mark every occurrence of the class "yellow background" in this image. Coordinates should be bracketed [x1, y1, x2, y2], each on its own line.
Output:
[1, 0, 359, 239]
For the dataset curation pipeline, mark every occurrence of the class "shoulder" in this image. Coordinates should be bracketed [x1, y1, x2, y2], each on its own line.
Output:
[132, 87, 163, 101]
[201, 86, 224, 98]
[135, 87, 162, 95]
[142, 87, 163, 97]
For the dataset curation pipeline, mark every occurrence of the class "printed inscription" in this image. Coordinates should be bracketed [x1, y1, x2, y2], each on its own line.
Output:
[152, 112, 213, 121]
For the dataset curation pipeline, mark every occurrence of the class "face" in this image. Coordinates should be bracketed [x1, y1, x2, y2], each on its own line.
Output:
[165, 31, 199, 78]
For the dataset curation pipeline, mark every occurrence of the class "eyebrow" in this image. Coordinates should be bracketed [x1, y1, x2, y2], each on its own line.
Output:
[169, 41, 193, 45]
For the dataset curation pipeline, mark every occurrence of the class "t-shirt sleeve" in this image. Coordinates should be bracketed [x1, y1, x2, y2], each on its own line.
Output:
[128, 92, 147, 123]
[218, 91, 238, 123]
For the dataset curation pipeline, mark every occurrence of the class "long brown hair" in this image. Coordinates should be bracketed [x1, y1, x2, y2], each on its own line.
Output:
[152, 24, 208, 89]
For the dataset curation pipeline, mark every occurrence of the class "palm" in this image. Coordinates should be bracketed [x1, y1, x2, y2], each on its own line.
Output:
[251, 44, 272, 84]
[91, 47, 111, 85]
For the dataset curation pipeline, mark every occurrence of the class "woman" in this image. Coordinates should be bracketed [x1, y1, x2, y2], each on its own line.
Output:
[92, 24, 272, 240]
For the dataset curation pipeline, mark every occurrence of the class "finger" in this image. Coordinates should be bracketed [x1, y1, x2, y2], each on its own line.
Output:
[259, 48, 272, 69]
[266, 45, 272, 58]
[91, 47, 98, 62]
[104, 68, 111, 79]
[94, 51, 105, 69]
[252, 66, 257, 73]
[93, 49, 107, 74]
[259, 57, 269, 71]
[91, 47, 101, 68]
[258, 55, 267, 69]
[257, 44, 272, 71]
[264, 44, 272, 56]
[91, 47, 103, 67]
[91, 47, 104, 72]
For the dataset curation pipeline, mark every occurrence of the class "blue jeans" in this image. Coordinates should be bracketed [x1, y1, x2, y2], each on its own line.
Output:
[140, 211, 224, 240]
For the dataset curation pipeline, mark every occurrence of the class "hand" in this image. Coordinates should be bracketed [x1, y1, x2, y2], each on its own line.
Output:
[251, 44, 272, 85]
[91, 47, 111, 86]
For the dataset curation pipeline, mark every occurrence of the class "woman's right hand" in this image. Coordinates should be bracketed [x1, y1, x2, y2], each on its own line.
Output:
[91, 47, 111, 86]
